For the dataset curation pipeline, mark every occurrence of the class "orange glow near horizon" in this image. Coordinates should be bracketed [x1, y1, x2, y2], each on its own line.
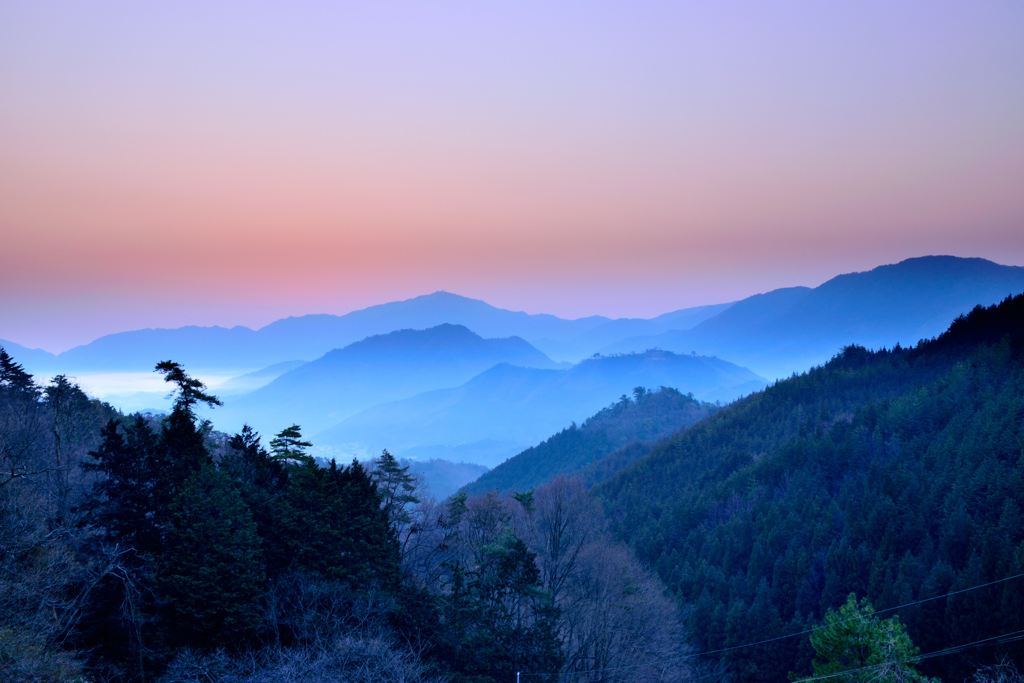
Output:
[2, 2, 1023, 351]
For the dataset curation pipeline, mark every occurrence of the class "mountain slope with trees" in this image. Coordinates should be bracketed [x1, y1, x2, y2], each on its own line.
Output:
[465, 386, 717, 495]
[596, 293, 1024, 683]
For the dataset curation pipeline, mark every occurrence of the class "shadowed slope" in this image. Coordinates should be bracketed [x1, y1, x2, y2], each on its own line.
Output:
[464, 386, 717, 495]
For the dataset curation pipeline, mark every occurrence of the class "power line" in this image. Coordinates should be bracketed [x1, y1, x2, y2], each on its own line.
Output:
[791, 628, 1024, 683]
[519, 569, 1024, 678]
[694, 569, 1024, 659]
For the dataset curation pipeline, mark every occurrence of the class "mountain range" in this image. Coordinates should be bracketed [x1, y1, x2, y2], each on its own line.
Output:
[5, 256, 1021, 386]
[312, 349, 765, 467]
[208, 323, 562, 437]
[4, 255, 1022, 468]
[603, 255, 1024, 378]
[3, 293, 731, 375]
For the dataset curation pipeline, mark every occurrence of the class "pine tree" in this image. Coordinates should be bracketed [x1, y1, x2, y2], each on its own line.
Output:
[797, 594, 936, 683]
[0, 348, 38, 396]
[154, 360, 222, 415]
[372, 449, 420, 527]
[158, 467, 265, 649]
[269, 424, 314, 466]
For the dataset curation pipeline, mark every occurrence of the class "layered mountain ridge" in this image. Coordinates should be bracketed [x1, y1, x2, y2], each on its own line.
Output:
[314, 348, 764, 466]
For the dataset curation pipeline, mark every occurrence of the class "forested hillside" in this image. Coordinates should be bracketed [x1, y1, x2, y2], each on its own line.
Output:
[0, 352, 686, 683]
[5, 294, 1024, 683]
[597, 293, 1024, 683]
[465, 386, 717, 495]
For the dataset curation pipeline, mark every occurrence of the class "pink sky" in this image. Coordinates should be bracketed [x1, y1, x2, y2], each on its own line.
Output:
[2, 2, 1023, 352]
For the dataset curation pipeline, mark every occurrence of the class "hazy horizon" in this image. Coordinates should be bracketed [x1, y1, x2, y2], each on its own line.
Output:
[3, 2, 1023, 351]
[5, 254, 1024, 354]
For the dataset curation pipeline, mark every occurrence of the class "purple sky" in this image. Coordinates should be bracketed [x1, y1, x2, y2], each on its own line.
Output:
[2, 1, 1023, 352]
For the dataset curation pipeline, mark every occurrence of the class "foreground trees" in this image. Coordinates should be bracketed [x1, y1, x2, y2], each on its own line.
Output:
[799, 594, 935, 683]
[394, 475, 687, 683]
[22, 327, 1024, 682]
[0, 350, 120, 681]
[75, 364, 404, 680]
[598, 294, 1024, 682]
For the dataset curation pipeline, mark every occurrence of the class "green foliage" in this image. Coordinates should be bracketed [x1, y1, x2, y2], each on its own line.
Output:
[282, 458, 400, 588]
[159, 468, 265, 649]
[597, 293, 1024, 683]
[268, 424, 313, 466]
[798, 594, 934, 683]
[155, 360, 222, 414]
[467, 386, 717, 494]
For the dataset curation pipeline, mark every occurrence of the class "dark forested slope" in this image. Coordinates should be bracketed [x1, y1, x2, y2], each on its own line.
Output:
[465, 387, 717, 495]
[596, 293, 1024, 683]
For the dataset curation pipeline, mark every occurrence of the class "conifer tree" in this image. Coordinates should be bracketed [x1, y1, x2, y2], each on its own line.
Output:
[797, 594, 935, 683]
[225, 425, 290, 577]
[155, 360, 222, 415]
[373, 449, 420, 527]
[0, 348, 38, 396]
[158, 467, 265, 649]
[85, 416, 162, 554]
[269, 424, 314, 466]
[283, 458, 399, 588]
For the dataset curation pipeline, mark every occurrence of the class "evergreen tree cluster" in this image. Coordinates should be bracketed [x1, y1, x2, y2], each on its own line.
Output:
[2, 352, 572, 682]
[6, 292, 1024, 682]
[596, 294, 1024, 683]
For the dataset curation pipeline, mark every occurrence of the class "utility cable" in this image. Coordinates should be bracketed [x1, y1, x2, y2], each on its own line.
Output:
[519, 569, 1024, 678]
[790, 628, 1024, 683]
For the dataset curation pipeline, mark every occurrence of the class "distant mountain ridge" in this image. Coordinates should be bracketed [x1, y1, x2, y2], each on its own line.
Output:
[604, 256, 1024, 378]
[12, 292, 733, 374]
[0, 339, 58, 372]
[5, 255, 1021, 391]
[314, 349, 766, 466]
[209, 323, 560, 437]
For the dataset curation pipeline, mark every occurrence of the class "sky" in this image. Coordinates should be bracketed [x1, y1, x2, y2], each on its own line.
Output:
[2, 1, 1023, 353]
